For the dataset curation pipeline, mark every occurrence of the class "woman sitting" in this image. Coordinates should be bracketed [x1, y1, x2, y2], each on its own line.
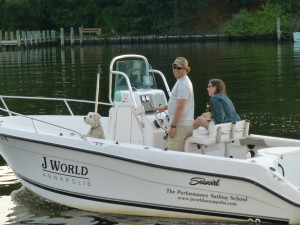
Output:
[193, 79, 240, 130]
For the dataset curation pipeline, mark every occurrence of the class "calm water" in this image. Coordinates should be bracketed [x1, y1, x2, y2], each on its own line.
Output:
[1, 41, 300, 224]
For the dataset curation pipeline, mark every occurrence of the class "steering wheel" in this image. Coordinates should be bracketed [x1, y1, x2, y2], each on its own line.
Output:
[154, 111, 169, 131]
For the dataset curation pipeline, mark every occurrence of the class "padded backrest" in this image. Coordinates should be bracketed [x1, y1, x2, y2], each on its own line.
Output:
[213, 122, 233, 144]
[230, 120, 250, 140]
[188, 120, 250, 146]
[184, 120, 250, 152]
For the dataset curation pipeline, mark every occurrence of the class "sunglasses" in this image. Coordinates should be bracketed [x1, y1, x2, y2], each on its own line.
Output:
[173, 66, 183, 70]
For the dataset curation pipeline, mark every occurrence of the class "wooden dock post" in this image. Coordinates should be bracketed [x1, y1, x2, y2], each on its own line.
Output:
[70, 27, 74, 46]
[277, 17, 281, 41]
[21, 31, 26, 47]
[33, 31, 37, 45]
[51, 30, 56, 44]
[28, 31, 33, 45]
[35, 31, 40, 45]
[79, 26, 83, 45]
[10, 31, 14, 41]
[0, 30, 2, 49]
[46, 30, 49, 42]
[4, 31, 8, 41]
[42, 30, 46, 44]
[16, 30, 21, 47]
[60, 28, 65, 47]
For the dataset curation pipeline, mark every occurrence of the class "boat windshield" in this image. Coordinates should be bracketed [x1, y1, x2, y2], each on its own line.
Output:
[114, 59, 157, 102]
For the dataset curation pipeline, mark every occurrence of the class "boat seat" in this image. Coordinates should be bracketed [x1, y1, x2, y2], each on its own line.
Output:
[184, 120, 250, 151]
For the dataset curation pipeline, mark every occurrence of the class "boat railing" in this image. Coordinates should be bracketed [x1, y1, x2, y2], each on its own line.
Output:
[109, 71, 138, 107]
[0, 95, 113, 140]
[149, 69, 171, 97]
[0, 106, 87, 140]
[0, 95, 112, 116]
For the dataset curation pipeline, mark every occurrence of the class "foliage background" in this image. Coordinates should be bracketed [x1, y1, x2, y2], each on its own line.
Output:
[0, 0, 299, 36]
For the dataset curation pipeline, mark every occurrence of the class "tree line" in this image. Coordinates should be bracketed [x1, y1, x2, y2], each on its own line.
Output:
[0, 0, 299, 36]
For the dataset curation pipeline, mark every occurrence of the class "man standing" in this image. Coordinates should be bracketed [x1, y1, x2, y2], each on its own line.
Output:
[155, 57, 194, 151]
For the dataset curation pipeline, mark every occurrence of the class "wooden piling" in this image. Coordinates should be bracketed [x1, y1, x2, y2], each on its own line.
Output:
[46, 30, 50, 42]
[35, 31, 39, 45]
[21, 31, 25, 46]
[277, 17, 281, 41]
[0, 30, 2, 49]
[34, 32, 37, 45]
[38, 31, 42, 44]
[42, 31, 45, 44]
[16, 30, 21, 47]
[51, 30, 56, 44]
[10, 31, 14, 40]
[70, 27, 74, 46]
[79, 27, 83, 45]
[60, 28, 65, 47]
[28, 31, 33, 45]
[25, 31, 29, 46]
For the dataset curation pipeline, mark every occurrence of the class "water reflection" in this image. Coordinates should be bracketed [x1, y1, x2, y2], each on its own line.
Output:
[0, 164, 20, 194]
[0, 196, 16, 225]
[2, 187, 245, 225]
[242, 111, 300, 137]
[294, 43, 300, 73]
[3, 187, 102, 225]
[277, 43, 282, 76]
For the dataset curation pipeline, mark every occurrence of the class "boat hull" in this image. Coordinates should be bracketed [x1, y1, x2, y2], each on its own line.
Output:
[1, 132, 299, 224]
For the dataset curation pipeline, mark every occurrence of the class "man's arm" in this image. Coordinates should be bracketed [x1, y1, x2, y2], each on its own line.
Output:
[154, 105, 168, 113]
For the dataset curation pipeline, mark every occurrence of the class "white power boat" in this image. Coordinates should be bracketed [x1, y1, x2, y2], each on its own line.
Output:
[1, 54, 300, 224]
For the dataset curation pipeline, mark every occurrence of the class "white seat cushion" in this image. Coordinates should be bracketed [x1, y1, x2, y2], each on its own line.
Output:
[184, 120, 249, 152]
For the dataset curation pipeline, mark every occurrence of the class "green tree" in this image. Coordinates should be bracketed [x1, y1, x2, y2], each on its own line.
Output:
[222, 1, 297, 35]
[101, 0, 208, 35]
[1, 0, 300, 36]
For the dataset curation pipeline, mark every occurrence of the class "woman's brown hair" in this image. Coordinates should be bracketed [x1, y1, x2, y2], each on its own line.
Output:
[209, 79, 227, 95]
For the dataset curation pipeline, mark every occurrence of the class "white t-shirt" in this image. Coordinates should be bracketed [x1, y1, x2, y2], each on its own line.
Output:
[168, 75, 194, 126]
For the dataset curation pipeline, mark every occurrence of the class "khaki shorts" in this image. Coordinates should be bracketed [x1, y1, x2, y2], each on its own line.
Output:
[166, 125, 193, 152]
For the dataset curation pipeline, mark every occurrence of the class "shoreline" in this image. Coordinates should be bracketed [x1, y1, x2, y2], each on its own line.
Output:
[0, 33, 292, 50]
[64, 33, 281, 45]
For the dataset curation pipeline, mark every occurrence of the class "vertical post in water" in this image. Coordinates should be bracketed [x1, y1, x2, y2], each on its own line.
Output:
[45, 30, 49, 43]
[70, 27, 74, 46]
[4, 31, 8, 40]
[10, 31, 14, 41]
[277, 17, 281, 41]
[60, 28, 65, 47]
[29, 31, 33, 46]
[42, 30, 46, 44]
[79, 26, 83, 45]
[21, 31, 26, 46]
[34, 31, 38, 45]
[0, 30, 2, 49]
[35, 31, 39, 45]
[16, 30, 21, 47]
[51, 30, 56, 44]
